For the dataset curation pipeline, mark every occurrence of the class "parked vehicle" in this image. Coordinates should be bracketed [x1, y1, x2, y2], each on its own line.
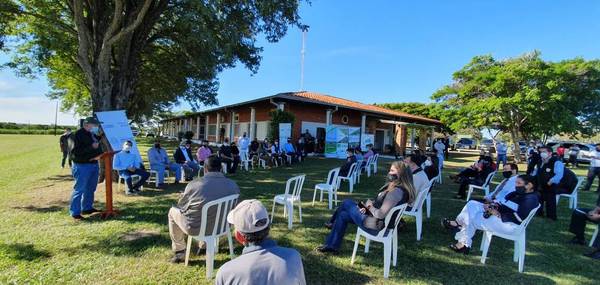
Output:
[478, 139, 495, 153]
[454, 138, 476, 150]
[144, 133, 155, 137]
[546, 141, 595, 163]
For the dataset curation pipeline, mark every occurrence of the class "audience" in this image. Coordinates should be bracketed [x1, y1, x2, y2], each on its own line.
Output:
[338, 148, 357, 177]
[423, 154, 439, 180]
[565, 144, 580, 168]
[316, 161, 416, 254]
[168, 156, 240, 263]
[147, 140, 181, 186]
[269, 140, 283, 166]
[495, 141, 508, 167]
[451, 155, 495, 199]
[482, 163, 519, 203]
[113, 140, 150, 195]
[434, 139, 446, 168]
[567, 206, 600, 259]
[174, 140, 200, 180]
[582, 143, 600, 192]
[216, 199, 306, 285]
[219, 138, 239, 173]
[249, 138, 260, 159]
[442, 175, 540, 254]
[283, 138, 298, 164]
[196, 140, 212, 166]
[532, 146, 577, 221]
[526, 144, 541, 175]
[404, 154, 429, 192]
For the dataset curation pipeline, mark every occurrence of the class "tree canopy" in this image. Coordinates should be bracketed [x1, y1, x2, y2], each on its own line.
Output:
[0, 0, 304, 121]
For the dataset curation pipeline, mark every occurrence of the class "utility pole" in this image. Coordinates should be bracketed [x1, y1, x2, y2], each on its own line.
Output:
[300, 25, 309, 91]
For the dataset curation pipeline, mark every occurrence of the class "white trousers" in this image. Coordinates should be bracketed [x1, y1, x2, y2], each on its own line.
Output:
[454, 201, 519, 247]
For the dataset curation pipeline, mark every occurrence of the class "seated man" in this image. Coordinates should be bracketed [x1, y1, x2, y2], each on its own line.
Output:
[453, 156, 495, 199]
[216, 199, 306, 285]
[269, 140, 283, 167]
[196, 140, 212, 166]
[113, 140, 150, 195]
[249, 138, 260, 159]
[237, 132, 250, 155]
[168, 156, 240, 263]
[283, 138, 297, 164]
[219, 138, 239, 173]
[482, 163, 519, 203]
[174, 140, 200, 181]
[442, 175, 540, 254]
[568, 206, 600, 259]
[338, 148, 357, 177]
[147, 140, 181, 186]
[423, 154, 439, 180]
[404, 154, 429, 192]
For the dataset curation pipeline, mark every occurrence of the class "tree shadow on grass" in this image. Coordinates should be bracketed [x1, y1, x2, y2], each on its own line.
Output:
[44, 174, 73, 182]
[78, 230, 170, 257]
[0, 243, 51, 261]
[13, 204, 66, 213]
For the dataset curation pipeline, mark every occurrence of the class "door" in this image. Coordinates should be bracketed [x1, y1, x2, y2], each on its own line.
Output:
[375, 130, 385, 152]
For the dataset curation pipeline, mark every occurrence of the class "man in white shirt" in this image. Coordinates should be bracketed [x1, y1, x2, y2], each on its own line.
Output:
[495, 141, 508, 167]
[583, 143, 600, 193]
[404, 154, 430, 193]
[484, 163, 518, 203]
[238, 132, 250, 153]
[434, 139, 445, 168]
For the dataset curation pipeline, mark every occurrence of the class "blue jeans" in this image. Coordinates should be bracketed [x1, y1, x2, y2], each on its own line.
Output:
[324, 199, 376, 250]
[70, 163, 99, 216]
[181, 161, 200, 179]
[150, 163, 182, 184]
[118, 169, 150, 190]
[497, 154, 507, 166]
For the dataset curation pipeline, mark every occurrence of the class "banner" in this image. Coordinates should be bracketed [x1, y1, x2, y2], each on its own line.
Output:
[325, 125, 338, 158]
[278, 123, 292, 147]
[336, 127, 349, 158]
[95, 110, 142, 160]
[348, 127, 361, 149]
[361, 133, 374, 151]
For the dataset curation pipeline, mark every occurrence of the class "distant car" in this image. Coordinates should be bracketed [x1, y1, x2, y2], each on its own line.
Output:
[478, 139, 496, 153]
[145, 133, 155, 137]
[546, 141, 594, 164]
[455, 138, 476, 150]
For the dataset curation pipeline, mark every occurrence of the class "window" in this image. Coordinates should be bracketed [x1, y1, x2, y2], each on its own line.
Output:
[234, 113, 240, 123]
[208, 124, 217, 135]
[341, 115, 349, 124]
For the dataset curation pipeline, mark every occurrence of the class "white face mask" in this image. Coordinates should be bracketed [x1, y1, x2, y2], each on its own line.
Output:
[540, 152, 549, 159]
[424, 160, 432, 167]
[123, 145, 132, 152]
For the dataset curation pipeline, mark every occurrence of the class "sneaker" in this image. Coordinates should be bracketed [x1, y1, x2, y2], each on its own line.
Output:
[170, 251, 186, 263]
[81, 208, 101, 215]
[72, 215, 84, 220]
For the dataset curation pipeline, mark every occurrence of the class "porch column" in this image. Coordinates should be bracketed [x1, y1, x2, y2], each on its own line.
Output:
[410, 127, 416, 150]
[205, 115, 210, 140]
[249, 107, 256, 140]
[216, 113, 221, 143]
[418, 128, 428, 150]
[360, 114, 366, 145]
[229, 111, 235, 142]
[196, 116, 201, 140]
[394, 124, 408, 156]
[326, 109, 332, 126]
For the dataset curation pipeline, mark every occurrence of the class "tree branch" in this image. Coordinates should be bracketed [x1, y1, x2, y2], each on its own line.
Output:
[105, 0, 153, 48]
[71, 0, 94, 86]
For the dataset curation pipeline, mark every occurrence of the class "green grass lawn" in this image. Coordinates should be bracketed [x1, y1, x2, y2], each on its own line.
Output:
[0, 134, 599, 284]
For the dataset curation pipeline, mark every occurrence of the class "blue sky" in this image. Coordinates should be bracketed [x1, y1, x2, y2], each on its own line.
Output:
[1, 0, 599, 124]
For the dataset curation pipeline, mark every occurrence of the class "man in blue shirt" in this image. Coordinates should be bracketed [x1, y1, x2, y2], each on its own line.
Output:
[495, 141, 508, 167]
[216, 199, 306, 285]
[533, 146, 577, 220]
[113, 140, 149, 195]
[283, 138, 297, 165]
[147, 140, 181, 186]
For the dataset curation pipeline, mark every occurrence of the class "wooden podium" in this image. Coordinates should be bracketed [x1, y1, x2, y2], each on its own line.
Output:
[100, 151, 119, 219]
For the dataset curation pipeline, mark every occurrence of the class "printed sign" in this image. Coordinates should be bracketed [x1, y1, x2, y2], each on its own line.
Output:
[278, 123, 292, 147]
[95, 110, 142, 160]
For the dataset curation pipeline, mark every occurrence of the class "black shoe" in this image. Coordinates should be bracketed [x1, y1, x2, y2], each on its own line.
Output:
[568, 237, 585, 245]
[315, 246, 338, 255]
[441, 218, 461, 231]
[81, 208, 101, 215]
[185, 178, 193, 181]
[583, 249, 600, 259]
[449, 243, 470, 255]
[170, 250, 186, 263]
[72, 215, 84, 220]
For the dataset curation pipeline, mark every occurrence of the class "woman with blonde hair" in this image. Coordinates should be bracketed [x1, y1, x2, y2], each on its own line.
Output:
[316, 161, 416, 254]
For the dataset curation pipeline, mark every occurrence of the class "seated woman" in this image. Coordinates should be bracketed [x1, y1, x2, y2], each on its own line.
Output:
[316, 161, 417, 254]
[423, 154, 440, 181]
[441, 175, 540, 254]
[453, 156, 495, 199]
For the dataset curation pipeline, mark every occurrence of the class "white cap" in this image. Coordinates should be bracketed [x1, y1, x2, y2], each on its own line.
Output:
[227, 199, 270, 233]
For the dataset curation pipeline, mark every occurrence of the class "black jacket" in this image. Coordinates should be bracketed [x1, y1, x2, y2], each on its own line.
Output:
[69, 128, 103, 164]
[498, 191, 540, 224]
[536, 156, 577, 191]
[174, 147, 194, 164]
[59, 133, 71, 152]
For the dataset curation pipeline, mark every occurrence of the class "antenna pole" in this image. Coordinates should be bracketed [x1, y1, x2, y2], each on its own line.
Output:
[300, 25, 309, 91]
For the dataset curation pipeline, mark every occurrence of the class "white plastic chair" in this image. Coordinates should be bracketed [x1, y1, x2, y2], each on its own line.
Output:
[353, 159, 364, 184]
[367, 154, 379, 176]
[425, 176, 437, 218]
[350, 203, 409, 279]
[148, 169, 170, 187]
[117, 174, 143, 193]
[479, 205, 540, 273]
[403, 183, 431, 241]
[337, 162, 357, 193]
[271, 175, 306, 230]
[590, 224, 599, 247]
[466, 171, 497, 201]
[184, 194, 239, 279]
[436, 164, 443, 184]
[312, 167, 341, 209]
[239, 150, 251, 171]
[556, 176, 585, 209]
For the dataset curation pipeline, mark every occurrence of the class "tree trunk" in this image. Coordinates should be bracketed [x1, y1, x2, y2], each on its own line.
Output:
[509, 127, 521, 163]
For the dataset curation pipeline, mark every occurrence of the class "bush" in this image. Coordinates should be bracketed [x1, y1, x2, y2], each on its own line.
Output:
[268, 109, 295, 140]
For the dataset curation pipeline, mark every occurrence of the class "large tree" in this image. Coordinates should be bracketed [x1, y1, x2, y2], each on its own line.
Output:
[432, 51, 600, 161]
[0, 0, 303, 120]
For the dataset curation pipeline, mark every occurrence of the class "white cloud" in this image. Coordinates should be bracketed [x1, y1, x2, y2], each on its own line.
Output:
[0, 97, 77, 125]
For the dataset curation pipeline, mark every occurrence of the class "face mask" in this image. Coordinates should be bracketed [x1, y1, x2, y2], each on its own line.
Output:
[502, 171, 512, 179]
[424, 160, 432, 167]
[540, 152, 549, 159]
[387, 174, 398, 182]
[123, 145, 132, 152]
[515, 186, 527, 194]
[90, 127, 99, 134]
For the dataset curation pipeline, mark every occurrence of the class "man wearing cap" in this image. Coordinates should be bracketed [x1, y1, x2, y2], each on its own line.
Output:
[113, 140, 150, 195]
[216, 199, 306, 285]
[148, 140, 182, 187]
[68, 117, 103, 220]
[168, 156, 240, 263]
[174, 140, 200, 180]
